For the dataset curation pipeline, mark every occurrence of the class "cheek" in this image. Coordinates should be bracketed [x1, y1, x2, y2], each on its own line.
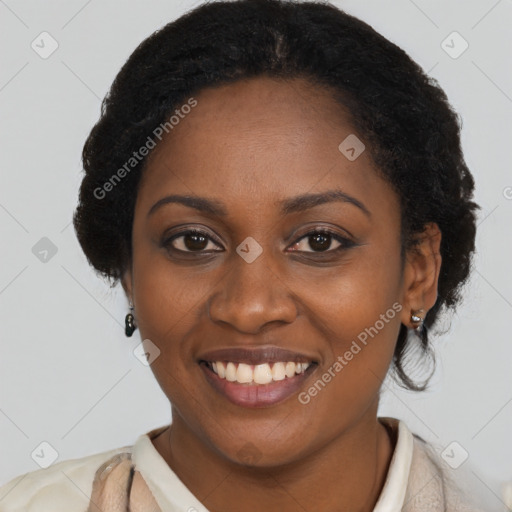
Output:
[292, 243, 403, 403]
[130, 251, 204, 407]
[129, 245, 214, 396]
[296, 239, 403, 346]
[131, 240, 210, 336]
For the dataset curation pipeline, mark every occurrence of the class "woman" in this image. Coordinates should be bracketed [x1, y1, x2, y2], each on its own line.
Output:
[0, 0, 489, 510]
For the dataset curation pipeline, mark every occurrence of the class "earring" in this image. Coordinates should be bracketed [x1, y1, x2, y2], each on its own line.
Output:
[410, 308, 425, 328]
[125, 300, 136, 337]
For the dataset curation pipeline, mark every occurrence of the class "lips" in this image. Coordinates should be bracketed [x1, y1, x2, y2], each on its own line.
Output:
[198, 345, 319, 408]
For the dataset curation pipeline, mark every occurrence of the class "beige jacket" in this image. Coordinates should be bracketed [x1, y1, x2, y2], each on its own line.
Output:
[0, 419, 487, 511]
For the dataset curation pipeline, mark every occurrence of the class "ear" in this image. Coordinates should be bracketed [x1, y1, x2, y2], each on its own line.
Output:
[121, 267, 133, 303]
[400, 222, 442, 328]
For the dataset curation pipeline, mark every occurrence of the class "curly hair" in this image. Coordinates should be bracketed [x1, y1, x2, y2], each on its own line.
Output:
[72, 0, 479, 390]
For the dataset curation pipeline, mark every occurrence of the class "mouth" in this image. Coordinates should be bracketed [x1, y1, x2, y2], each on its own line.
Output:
[198, 346, 319, 408]
[202, 360, 314, 384]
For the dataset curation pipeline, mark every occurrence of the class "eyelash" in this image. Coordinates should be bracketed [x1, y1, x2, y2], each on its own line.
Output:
[162, 227, 355, 256]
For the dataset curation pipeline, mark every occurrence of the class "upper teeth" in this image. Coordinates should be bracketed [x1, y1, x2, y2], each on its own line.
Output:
[210, 361, 312, 384]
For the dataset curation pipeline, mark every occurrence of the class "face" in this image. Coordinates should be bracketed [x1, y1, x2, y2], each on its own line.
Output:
[123, 76, 440, 467]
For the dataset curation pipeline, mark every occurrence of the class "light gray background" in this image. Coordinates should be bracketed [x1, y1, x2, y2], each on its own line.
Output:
[1, 0, 511, 508]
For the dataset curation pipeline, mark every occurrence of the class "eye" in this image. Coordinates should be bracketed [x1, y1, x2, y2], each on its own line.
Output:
[287, 229, 354, 253]
[163, 227, 355, 256]
[164, 229, 223, 253]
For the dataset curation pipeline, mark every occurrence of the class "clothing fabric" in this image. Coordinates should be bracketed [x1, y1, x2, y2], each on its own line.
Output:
[0, 418, 483, 511]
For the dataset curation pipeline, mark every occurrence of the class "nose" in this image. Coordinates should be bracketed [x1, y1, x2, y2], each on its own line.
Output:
[207, 249, 298, 334]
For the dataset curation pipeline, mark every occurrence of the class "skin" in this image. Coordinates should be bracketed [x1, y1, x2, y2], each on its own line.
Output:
[122, 76, 442, 512]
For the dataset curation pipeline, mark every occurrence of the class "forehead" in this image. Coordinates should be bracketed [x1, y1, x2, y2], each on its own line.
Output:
[136, 76, 397, 219]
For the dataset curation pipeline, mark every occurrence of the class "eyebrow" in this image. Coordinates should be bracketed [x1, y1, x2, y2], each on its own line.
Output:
[280, 190, 371, 217]
[147, 189, 371, 218]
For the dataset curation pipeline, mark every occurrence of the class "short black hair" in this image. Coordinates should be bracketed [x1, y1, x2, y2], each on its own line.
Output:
[73, 0, 479, 390]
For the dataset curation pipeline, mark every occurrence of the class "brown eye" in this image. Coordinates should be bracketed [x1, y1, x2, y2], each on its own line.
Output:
[307, 232, 334, 252]
[165, 230, 223, 253]
[288, 229, 354, 253]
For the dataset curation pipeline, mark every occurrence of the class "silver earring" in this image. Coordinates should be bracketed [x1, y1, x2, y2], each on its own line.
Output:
[410, 308, 425, 328]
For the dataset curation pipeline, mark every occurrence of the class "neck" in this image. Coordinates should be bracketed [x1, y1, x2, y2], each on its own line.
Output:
[152, 406, 394, 512]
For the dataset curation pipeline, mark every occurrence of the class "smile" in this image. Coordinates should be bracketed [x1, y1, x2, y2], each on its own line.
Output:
[206, 361, 312, 384]
[199, 359, 318, 408]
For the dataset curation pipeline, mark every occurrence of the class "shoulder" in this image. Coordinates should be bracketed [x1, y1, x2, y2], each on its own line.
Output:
[407, 434, 488, 511]
[0, 445, 132, 512]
